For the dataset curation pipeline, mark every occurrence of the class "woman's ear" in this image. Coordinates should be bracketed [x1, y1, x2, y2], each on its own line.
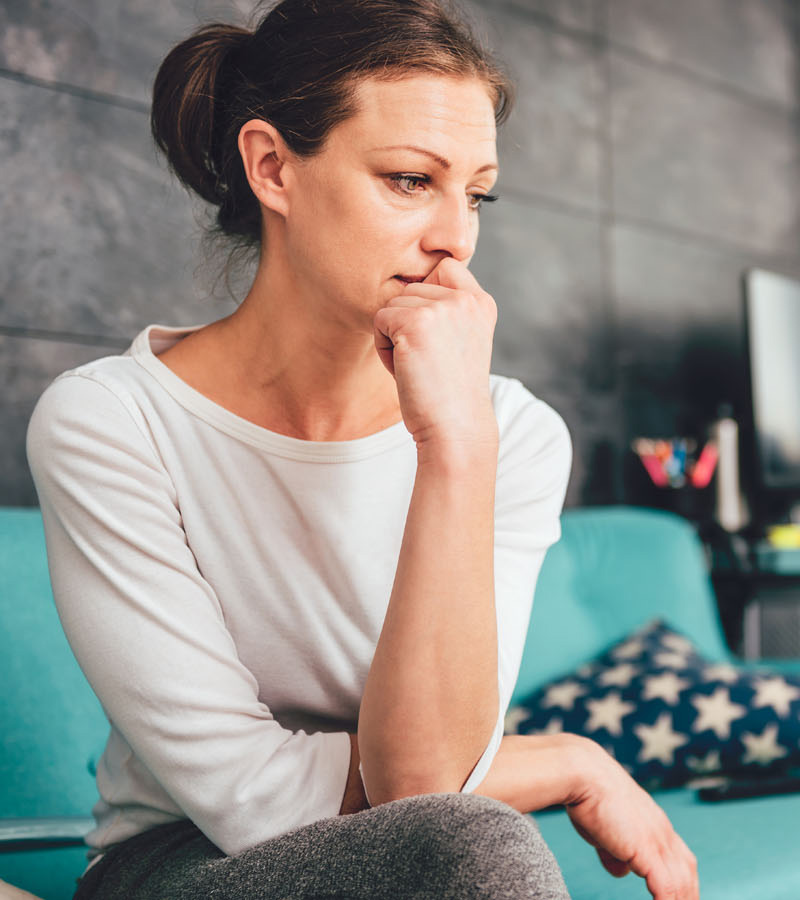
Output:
[237, 119, 293, 218]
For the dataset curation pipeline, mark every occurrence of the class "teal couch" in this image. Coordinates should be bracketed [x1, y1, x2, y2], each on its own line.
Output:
[0, 509, 107, 900]
[519, 506, 800, 900]
[2, 505, 799, 899]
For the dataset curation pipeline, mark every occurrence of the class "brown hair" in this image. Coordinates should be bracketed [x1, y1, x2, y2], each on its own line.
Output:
[151, 0, 513, 249]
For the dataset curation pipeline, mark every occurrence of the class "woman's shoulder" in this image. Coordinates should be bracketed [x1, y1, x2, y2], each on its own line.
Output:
[32, 350, 148, 422]
[489, 373, 572, 505]
[26, 348, 163, 473]
[489, 373, 571, 453]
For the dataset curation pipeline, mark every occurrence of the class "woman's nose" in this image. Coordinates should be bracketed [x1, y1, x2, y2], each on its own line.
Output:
[420, 194, 476, 262]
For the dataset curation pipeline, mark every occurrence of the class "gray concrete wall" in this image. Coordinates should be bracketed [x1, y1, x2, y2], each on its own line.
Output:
[2, 0, 800, 507]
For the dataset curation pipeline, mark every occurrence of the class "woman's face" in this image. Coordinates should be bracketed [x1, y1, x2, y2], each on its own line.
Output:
[281, 74, 499, 332]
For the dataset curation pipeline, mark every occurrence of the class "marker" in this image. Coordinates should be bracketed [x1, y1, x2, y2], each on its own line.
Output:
[640, 453, 670, 487]
[690, 441, 719, 488]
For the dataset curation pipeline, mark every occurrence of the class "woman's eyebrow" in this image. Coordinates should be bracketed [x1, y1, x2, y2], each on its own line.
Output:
[371, 144, 498, 174]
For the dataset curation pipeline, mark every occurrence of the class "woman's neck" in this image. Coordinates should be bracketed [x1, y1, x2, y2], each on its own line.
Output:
[157, 256, 402, 442]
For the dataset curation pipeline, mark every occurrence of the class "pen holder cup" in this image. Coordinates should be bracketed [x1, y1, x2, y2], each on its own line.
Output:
[650, 484, 715, 524]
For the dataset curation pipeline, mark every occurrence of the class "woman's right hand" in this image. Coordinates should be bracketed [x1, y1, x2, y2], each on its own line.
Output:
[565, 737, 699, 900]
[372, 257, 498, 454]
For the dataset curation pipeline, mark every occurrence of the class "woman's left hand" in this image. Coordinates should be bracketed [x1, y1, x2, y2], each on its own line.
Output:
[372, 257, 498, 452]
[475, 734, 699, 900]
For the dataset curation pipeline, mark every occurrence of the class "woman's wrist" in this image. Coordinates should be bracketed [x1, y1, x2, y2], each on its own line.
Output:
[415, 417, 499, 473]
[473, 732, 594, 813]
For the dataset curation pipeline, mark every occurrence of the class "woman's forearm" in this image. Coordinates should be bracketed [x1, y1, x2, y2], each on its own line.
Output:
[472, 733, 586, 813]
[358, 429, 500, 806]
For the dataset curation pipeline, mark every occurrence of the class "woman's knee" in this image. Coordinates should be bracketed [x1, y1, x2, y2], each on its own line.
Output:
[389, 791, 537, 846]
[385, 793, 570, 898]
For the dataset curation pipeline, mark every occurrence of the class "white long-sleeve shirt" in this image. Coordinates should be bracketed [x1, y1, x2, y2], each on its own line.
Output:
[26, 323, 571, 862]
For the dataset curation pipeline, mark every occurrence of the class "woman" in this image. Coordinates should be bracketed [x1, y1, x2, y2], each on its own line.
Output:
[27, 1, 698, 897]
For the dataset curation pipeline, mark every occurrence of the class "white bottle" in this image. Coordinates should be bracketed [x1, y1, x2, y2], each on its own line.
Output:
[713, 408, 749, 532]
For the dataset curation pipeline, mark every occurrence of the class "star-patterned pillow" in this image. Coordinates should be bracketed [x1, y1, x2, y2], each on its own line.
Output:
[505, 619, 800, 790]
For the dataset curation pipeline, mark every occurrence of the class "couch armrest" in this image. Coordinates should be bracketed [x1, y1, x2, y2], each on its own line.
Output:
[0, 817, 93, 852]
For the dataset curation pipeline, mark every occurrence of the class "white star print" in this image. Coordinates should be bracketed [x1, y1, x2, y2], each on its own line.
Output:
[654, 649, 692, 669]
[541, 680, 586, 710]
[752, 676, 800, 717]
[642, 671, 691, 705]
[576, 662, 599, 678]
[686, 750, 722, 773]
[701, 663, 740, 684]
[691, 687, 747, 739]
[584, 691, 636, 736]
[634, 712, 689, 765]
[598, 663, 639, 687]
[660, 632, 695, 654]
[741, 724, 789, 766]
[611, 638, 646, 660]
[504, 706, 530, 734]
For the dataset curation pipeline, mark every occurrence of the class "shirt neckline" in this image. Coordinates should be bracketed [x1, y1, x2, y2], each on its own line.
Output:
[130, 323, 413, 462]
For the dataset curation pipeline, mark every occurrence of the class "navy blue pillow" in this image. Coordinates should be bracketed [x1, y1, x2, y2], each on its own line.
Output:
[506, 619, 800, 789]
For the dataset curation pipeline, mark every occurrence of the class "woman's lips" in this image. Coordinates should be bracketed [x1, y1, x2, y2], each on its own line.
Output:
[394, 275, 427, 285]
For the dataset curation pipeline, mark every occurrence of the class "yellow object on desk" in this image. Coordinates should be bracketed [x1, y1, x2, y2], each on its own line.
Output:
[766, 524, 800, 548]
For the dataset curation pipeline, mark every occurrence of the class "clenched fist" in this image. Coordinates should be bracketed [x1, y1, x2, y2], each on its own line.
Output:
[373, 257, 498, 452]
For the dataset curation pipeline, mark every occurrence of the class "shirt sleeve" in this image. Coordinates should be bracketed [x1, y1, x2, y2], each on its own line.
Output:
[26, 372, 352, 856]
[459, 380, 572, 793]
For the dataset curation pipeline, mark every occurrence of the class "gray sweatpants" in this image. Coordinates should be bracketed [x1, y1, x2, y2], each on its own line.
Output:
[73, 792, 571, 899]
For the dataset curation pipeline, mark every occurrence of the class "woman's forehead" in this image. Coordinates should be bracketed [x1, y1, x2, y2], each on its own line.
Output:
[336, 74, 498, 167]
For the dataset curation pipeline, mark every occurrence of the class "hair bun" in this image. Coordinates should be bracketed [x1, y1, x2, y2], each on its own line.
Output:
[151, 23, 252, 206]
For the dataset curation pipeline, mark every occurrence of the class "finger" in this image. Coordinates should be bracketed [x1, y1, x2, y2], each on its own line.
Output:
[424, 256, 481, 292]
[596, 847, 631, 878]
[642, 840, 693, 900]
[686, 848, 699, 900]
[571, 821, 599, 848]
[372, 306, 428, 348]
[398, 283, 483, 306]
[372, 323, 395, 377]
[404, 277, 496, 329]
[659, 827, 698, 900]
[673, 836, 699, 900]
[385, 291, 438, 307]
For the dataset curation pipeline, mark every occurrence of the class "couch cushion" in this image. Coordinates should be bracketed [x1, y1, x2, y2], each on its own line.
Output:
[0, 508, 108, 818]
[0, 508, 108, 897]
[509, 619, 800, 789]
[513, 507, 732, 704]
[0, 850, 86, 900]
[536, 786, 800, 900]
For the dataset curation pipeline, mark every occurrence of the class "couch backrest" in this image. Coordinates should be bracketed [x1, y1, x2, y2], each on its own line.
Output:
[0, 507, 107, 818]
[512, 506, 733, 704]
[3, 504, 731, 802]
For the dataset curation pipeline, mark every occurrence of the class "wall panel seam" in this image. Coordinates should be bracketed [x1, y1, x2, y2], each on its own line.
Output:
[0, 66, 148, 115]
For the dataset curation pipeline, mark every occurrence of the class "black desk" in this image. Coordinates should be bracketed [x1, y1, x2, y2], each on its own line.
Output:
[705, 527, 800, 660]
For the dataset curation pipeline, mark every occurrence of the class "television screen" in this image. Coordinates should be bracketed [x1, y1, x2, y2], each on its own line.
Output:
[746, 268, 800, 489]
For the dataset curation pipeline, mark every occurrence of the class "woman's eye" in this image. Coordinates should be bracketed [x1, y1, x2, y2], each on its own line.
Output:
[387, 174, 499, 211]
[468, 192, 500, 211]
[389, 174, 430, 195]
